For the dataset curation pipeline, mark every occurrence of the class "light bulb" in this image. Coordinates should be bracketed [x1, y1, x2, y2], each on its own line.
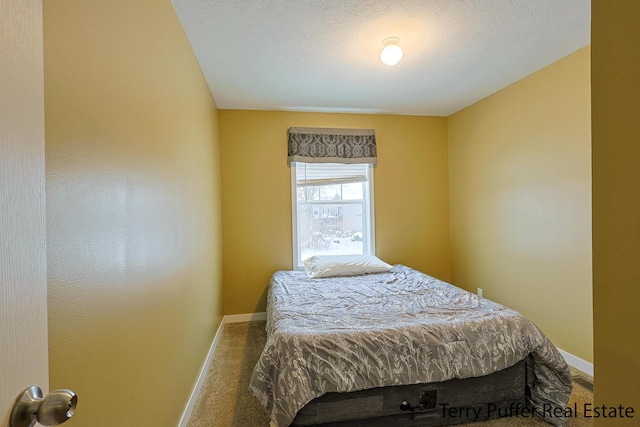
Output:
[380, 38, 403, 66]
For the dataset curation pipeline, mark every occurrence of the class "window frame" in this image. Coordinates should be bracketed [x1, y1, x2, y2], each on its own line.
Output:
[290, 162, 376, 270]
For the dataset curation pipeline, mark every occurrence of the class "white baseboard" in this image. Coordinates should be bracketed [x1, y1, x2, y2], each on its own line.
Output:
[177, 312, 266, 426]
[177, 320, 225, 427]
[224, 312, 267, 323]
[558, 348, 593, 377]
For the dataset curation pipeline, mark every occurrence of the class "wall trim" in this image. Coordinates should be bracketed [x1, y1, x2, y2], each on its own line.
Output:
[178, 313, 266, 426]
[224, 312, 267, 323]
[177, 320, 225, 427]
[558, 348, 593, 377]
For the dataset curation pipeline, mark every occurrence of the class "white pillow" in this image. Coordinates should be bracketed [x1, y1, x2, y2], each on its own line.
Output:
[303, 255, 392, 279]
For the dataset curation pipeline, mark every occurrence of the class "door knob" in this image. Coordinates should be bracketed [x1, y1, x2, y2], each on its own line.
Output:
[9, 386, 77, 427]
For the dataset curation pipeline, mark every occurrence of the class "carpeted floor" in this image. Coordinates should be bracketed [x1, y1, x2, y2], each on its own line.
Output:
[187, 321, 593, 427]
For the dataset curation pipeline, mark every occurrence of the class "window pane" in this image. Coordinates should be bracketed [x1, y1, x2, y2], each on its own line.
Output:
[341, 182, 363, 200]
[298, 202, 365, 262]
[292, 162, 373, 268]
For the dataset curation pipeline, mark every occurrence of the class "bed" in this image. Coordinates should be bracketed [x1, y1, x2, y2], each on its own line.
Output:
[249, 262, 573, 427]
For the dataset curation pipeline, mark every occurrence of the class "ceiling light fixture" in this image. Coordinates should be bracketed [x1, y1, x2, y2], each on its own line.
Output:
[380, 37, 403, 66]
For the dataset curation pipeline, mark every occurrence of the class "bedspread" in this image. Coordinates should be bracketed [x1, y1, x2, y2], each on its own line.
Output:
[249, 265, 572, 427]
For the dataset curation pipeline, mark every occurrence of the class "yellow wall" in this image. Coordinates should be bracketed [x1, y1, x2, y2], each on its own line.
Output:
[448, 47, 593, 362]
[219, 110, 451, 314]
[592, 2, 640, 423]
[44, 1, 223, 426]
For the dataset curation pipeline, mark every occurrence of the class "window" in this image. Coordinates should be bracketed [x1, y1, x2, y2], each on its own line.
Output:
[291, 162, 374, 269]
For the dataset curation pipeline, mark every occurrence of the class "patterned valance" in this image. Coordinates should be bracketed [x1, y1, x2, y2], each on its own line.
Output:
[287, 127, 377, 165]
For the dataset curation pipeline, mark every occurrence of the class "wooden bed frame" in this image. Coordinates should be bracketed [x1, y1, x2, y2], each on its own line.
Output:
[292, 358, 527, 427]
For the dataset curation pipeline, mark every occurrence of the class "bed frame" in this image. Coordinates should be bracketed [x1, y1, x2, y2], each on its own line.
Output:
[292, 358, 527, 427]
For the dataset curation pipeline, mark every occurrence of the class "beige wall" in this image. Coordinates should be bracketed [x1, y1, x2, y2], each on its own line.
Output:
[44, 1, 223, 426]
[219, 110, 451, 314]
[448, 47, 593, 362]
[592, 2, 640, 423]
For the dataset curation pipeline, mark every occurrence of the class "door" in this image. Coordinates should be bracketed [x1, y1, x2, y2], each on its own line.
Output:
[1, 0, 50, 424]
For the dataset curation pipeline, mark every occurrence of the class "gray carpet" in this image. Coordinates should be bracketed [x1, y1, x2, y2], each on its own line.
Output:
[187, 321, 593, 427]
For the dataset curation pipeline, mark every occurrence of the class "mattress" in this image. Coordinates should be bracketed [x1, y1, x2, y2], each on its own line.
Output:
[249, 265, 572, 427]
[292, 358, 528, 426]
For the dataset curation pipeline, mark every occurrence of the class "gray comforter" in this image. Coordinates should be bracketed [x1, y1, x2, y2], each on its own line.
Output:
[249, 265, 573, 427]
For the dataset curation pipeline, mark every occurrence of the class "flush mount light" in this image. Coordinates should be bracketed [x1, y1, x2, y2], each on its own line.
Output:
[380, 37, 403, 66]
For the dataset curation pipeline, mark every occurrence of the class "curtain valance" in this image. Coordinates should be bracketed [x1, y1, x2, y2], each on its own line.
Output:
[287, 127, 377, 165]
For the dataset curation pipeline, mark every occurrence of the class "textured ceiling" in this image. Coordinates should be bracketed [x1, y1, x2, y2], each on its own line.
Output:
[171, 0, 590, 116]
